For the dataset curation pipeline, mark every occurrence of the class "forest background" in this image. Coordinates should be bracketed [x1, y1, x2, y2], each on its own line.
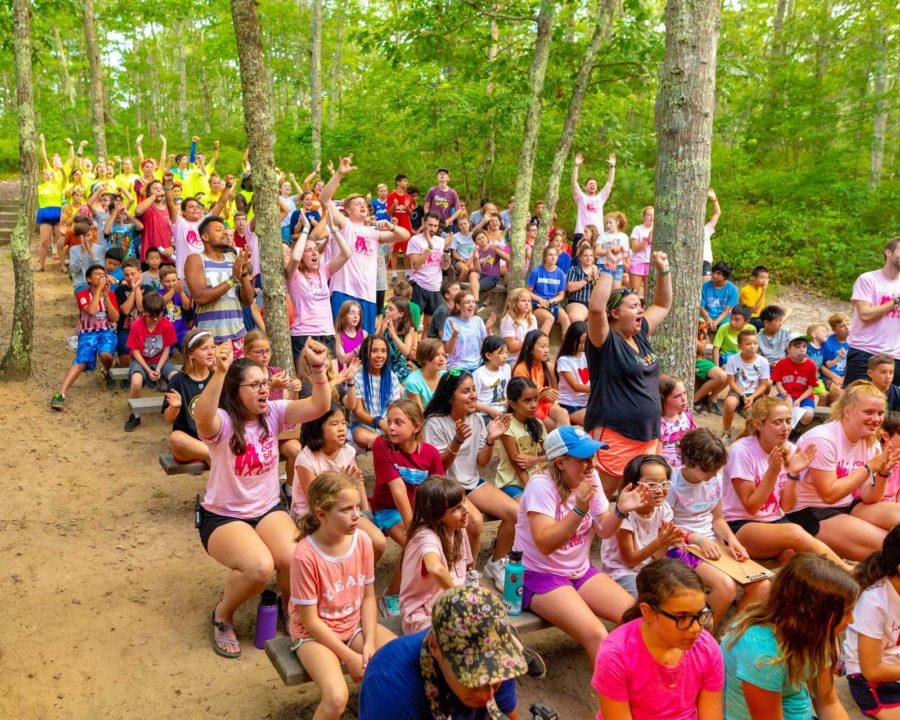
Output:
[0, 0, 896, 298]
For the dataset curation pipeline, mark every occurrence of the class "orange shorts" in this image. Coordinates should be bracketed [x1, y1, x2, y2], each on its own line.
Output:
[590, 426, 660, 480]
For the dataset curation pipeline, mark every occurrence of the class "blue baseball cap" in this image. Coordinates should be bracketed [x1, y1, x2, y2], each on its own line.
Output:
[544, 426, 608, 460]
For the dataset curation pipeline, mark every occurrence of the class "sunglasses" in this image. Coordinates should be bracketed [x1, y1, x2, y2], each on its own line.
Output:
[607, 288, 638, 311]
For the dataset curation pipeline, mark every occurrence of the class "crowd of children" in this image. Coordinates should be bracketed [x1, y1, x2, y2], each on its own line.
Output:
[36, 135, 900, 719]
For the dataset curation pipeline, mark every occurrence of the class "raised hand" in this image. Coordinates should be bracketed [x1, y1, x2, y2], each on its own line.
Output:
[337, 154, 357, 176]
[65, 137, 74, 146]
[163, 170, 174, 186]
[486, 412, 512, 442]
[615, 482, 649, 513]
[302, 338, 330, 372]
[448, 319, 459, 336]
[192, 136, 201, 143]
[767, 445, 786, 475]
[650, 251, 669, 273]
[215, 341, 234, 373]
[657, 521, 684, 550]
[574, 153, 584, 166]
[574, 478, 595, 512]
[213, 140, 220, 150]
[608, 153, 616, 167]
[135, 134, 143, 145]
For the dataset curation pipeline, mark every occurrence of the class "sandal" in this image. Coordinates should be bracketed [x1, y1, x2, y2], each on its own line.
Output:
[210, 609, 241, 659]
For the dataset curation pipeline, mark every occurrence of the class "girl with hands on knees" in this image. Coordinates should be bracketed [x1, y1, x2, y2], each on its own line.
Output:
[193, 337, 333, 660]
[423, 371, 517, 591]
[289, 473, 395, 720]
[514, 426, 649, 661]
[162, 329, 216, 464]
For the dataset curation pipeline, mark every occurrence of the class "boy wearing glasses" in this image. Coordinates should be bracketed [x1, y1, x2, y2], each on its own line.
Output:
[125, 292, 179, 432]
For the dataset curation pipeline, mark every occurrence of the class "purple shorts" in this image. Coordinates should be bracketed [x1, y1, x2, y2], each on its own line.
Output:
[523, 566, 600, 609]
[666, 546, 704, 570]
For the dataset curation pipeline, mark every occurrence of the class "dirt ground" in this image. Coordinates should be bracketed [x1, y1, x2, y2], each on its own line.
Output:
[0, 248, 863, 719]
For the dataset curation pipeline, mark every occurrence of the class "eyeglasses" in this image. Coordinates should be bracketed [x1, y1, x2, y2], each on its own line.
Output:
[651, 605, 713, 630]
[639, 481, 670, 491]
[606, 288, 638, 311]
[240, 379, 271, 392]
[250, 348, 272, 357]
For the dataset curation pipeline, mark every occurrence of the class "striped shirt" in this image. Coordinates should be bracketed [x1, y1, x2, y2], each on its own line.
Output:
[567, 264, 596, 306]
[194, 253, 246, 344]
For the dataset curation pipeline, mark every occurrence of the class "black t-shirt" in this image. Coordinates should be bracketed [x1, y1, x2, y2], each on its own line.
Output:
[409, 206, 425, 234]
[114, 283, 153, 332]
[584, 318, 660, 441]
[889, 385, 900, 413]
[427, 304, 450, 339]
[162, 371, 212, 438]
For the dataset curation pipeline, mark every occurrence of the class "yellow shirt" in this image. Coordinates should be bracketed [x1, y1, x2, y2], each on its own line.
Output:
[38, 181, 63, 208]
[115, 173, 139, 193]
[738, 284, 767, 318]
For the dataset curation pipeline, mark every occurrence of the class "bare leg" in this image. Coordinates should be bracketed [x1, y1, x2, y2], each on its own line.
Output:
[722, 395, 740, 434]
[695, 367, 727, 406]
[528, 583, 609, 662]
[695, 562, 738, 628]
[253, 510, 298, 614]
[468, 483, 518, 560]
[534, 308, 553, 335]
[852, 501, 900, 531]
[566, 303, 588, 324]
[735, 521, 851, 570]
[169, 430, 211, 463]
[464, 499, 484, 560]
[59, 363, 87, 395]
[384, 523, 406, 595]
[295, 642, 351, 720]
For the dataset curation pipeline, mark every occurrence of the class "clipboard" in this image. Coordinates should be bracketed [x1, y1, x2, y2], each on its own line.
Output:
[684, 540, 774, 585]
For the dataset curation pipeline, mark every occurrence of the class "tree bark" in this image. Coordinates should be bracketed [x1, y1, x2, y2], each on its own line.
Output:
[536, 0, 620, 261]
[309, 0, 323, 168]
[476, 12, 500, 199]
[52, 27, 76, 109]
[651, 0, 721, 390]
[869, 25, 888, 188]
[507, 0, 557, 291]
[2, 0, 36, 380]
[229, 0, 293, 375]
[82, 0, 107, 158]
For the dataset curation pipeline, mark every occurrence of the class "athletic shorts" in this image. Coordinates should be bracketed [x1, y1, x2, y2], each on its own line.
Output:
[291, 333, 336, 359]
[74, 330, 117, 371]
[630, 260, 649, 277]
[292, 625, 363, 653]
[392, 240, 409, 254]
[479, 275, 500, 293]
[411, 282, 442, 316]
[523, 566, 600, 609]
[500, 485, 524, 499]
[695, 358, 716, 380]
[198, 502, 287, 552]
[726, 515, 795, 536]
[666, 546, 704, 570]
[37, 206, 61, 225]
[559, 403, 584, 415]
[813, 378, 827, 396]
[785, 499, 863, 536]
[116, 329, 131, 357]
[591, 426, 658, 480]
[726, 390, 751, 410]
[372, 508, 402, 532]
[847, 675, 900, 716]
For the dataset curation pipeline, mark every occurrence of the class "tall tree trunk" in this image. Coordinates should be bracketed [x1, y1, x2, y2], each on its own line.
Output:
[309, 0, 323, 168]
[477, 12, 500, 199]
[869, 25, 888, 188]
[507, 0, 557, 291]
[82, 0, 107, 158]
[52, 27, 76, 109]
[536, 0, 620, 260]
[199, 37, 213, 136]
[651, 0, 721, 389]
[229, 0, 293, 375]
[177, 22, 189, 142]
[2, 0, 36, 379]
[771, 0, 788, 58]
[327, 8, 344, 129]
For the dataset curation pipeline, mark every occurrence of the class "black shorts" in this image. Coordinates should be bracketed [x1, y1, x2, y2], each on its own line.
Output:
[198, 502, 287, 552]
[291, 334, 336, 360]
[726, 390, 750, 410]
[411, 282, 442, 316]
[847, 674, 900, 716]
[702, 260, 712, 277]
[784, 499, 863, 536]
[726, 515, 794, 535]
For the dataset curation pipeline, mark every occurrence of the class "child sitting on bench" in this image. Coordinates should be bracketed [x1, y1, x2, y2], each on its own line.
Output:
[162, 329, 216, 464]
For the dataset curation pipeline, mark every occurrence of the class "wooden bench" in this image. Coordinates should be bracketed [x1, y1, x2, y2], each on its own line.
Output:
[265, 607, 551, 686]
[129, 396, 164, 415]
[158, 453, 207, 476]
[109, 364, 182, 384]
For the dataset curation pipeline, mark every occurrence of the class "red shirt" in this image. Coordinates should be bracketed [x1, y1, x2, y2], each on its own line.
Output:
[127, 315, 177, 364]
[772, 357, 818, 399]
[371, 437, 444, 513]
[387, 191, 413, 234]
[76, 288, 119, 332]
[137, 203, 173, 262]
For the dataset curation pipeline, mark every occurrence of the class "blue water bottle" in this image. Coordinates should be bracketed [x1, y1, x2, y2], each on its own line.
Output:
[503, 550, 524, 616]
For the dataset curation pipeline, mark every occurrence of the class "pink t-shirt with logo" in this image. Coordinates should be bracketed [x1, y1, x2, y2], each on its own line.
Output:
[722, 436, 796, 522]
[795, 421, 877, 509]
[288, 530, 374, 641]
[514, 470, 609, 578]
[630, 223, 653, 264]
[407, 233, 446, 292]
[330, 222, 380, 303]
[399, 527, 472, 635]
[201, 400, 288, 518]
[173, 216, 203, 278]
[850, 269, 900, 356]
[287, 265, 334, 336]
[291, 444, 359, 519]
[574, 186, 611, 235]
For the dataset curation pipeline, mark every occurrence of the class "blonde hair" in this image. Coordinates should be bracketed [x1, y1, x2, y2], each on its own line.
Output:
[582, 224, 600, 244]
[504, 287, 535, 325]
[738, 396, 792, 440]
[830, 380, 886, 425]
[243, 330, 270, 353]
[828, 312, 849, 329]
[296, 472, 359, 539]
[181, 329, 215, 376]
[806, 323, 827, 337]
[386, 398, 425, 444]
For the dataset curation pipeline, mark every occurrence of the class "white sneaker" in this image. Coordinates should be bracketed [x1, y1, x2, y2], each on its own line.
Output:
[66, 335, 79, 352]
[482, 556, 508, 592]
[721, 432, 733, 445]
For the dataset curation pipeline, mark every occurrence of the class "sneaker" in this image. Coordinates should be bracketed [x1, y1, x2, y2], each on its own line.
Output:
[66, 335, 79, 352]
[105, 371, 117, 390]
[50, 392, 65, 411]
[390, 273, 398, 284]
[709, 401, 723, 416]
[693, 401, 707, 415]
[378, 594, 400, 618]
[124, 414, 141, 432]
[721, 431, 733, 445]
[482, 556, 508, 593]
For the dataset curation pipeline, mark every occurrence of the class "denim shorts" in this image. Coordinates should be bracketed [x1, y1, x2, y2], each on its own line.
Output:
[75, 330, 117, 371]
[129, 359, 178, 384]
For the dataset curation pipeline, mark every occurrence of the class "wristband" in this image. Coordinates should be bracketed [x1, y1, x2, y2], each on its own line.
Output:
[311, 377, 329, 385]
[346, 381, 355, 388]
[682, 530, 695, 544]
[786, 472, 800, 482]
[658, 269, 671, 275]
[572, 506, 586, 518]
[452, 435, 463, 445]
[613, 503, 627, 520]
[373, 415, 383, 428]
[865, 463, 877, 486]
[225, 277, 236, 288]
[485, 439, 494, 447]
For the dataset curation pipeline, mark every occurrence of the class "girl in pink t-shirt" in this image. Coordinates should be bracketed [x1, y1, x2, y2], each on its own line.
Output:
[399, 475, 472, 634]
[722, 397, 845, 568]
[289, 472, 395, 719]
[593, 559, 723, 720]
[627, 206, 654, 296]
[194, 339, 333, 660]
[658, 375, 696, 469]
[335, 300, 368, 370]
[791, 382, 900, 560]
[293, 402, 385, 559]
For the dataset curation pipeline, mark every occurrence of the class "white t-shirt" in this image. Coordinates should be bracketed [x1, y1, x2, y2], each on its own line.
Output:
[630, 224, 653, 264]
[842, 580, 900, 675]
[722, 436, 796, 522]
[556, 354, 590, 408]
[849, 269, 900, 357]
[574, 186, 611, 235]
[473, 364, 511, 415]
[407, 233, 446, 292]
[667, 468, 721, 540]
[795, 421, 878, 509]
[423, 413, 485, 491]
[331, 222, 381, 303]
[601, 503, 673, 580]
[173, 216, 203, 279]
[702, 223, 714, 265]
[596, 231, 629, 264]
[500, 314, 537, 365]
[725, 353, 771, 395]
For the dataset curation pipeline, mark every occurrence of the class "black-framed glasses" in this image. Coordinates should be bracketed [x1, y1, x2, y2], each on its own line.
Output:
[651, 604, 713, 630]
[607, 288, 638, 311]
[240, 379, 271, 392]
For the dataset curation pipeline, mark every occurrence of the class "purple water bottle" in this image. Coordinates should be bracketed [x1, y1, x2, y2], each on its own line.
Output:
[254, 589, 279, 649]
